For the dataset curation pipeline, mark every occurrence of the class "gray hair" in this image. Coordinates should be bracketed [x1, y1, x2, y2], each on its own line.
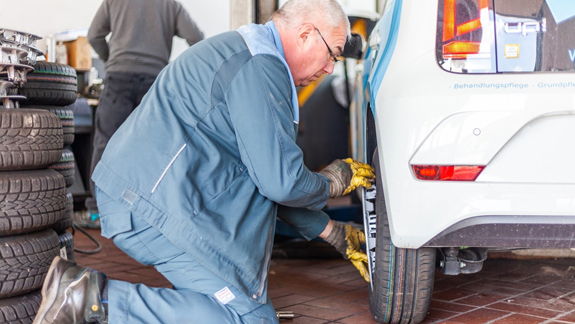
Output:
[272, 0, 351, 38]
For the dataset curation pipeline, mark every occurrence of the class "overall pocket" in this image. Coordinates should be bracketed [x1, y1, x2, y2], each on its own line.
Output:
[96, 187, 133, 239]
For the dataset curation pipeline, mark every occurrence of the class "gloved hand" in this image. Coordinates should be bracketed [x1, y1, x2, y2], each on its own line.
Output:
[319, 158, 375, 198]
[319, 159, 352, 198]
[324, 221, 370, 282]
[341, 158, 375, 196]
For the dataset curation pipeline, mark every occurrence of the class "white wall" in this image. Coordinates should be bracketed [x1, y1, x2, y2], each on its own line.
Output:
[278, 0, 377, 17]
[0, 0, 230, 61]
[173, 0, 231, 58]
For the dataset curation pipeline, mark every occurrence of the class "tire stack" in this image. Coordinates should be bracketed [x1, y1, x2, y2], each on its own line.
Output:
[0, 29, 74, 323]
[19, 61, 78, 264]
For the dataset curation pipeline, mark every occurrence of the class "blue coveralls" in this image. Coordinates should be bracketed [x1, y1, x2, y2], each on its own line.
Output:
[92, 21, 332, 323]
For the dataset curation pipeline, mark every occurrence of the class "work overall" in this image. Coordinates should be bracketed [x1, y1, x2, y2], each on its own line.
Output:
[93, 21, 331, 323]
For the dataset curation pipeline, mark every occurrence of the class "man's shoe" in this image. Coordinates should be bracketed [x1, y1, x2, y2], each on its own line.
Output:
[33, 256, 107, 324]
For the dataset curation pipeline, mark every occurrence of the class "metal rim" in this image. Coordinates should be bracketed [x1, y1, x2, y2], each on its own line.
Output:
[362, 185, 377, 289]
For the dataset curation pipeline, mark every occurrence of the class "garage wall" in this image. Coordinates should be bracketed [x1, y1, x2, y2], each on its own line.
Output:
[278, 0, 377, 16]
[0, 0, 230, 61]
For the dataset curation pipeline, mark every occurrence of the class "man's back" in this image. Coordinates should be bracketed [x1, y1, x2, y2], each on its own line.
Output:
[88, 0, 204, 76]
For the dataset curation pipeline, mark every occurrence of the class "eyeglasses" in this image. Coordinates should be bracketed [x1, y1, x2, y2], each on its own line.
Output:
[315, 28, 339, 65]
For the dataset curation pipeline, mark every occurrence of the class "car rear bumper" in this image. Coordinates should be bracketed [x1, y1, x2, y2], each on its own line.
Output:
[423, 215, 575, 248]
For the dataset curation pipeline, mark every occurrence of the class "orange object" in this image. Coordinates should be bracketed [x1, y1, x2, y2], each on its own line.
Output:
[64, 36, 92, 71]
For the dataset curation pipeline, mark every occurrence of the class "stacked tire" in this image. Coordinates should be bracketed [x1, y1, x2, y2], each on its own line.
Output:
[20, 61, 78, 261]
[0, 61, 77, 323]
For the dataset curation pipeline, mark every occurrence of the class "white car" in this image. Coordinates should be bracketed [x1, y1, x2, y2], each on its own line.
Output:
[350, 0, 575, 322]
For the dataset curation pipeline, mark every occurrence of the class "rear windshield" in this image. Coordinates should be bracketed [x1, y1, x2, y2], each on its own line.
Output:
[437, 0, 575, 73]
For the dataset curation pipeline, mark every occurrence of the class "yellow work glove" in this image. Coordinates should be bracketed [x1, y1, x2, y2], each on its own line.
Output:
[345, 224, 370, 282]
[319, 158, 375, 198]
[342, 158, 375, 196]
[324, 221, 370, 282]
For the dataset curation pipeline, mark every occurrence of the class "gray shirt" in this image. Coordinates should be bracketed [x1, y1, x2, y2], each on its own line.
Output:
[87, 0, 204, 76]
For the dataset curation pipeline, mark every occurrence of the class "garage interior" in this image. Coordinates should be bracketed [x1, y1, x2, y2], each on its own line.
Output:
[1, 0, 575, 323]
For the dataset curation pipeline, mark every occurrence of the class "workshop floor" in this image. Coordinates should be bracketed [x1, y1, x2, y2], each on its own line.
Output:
[71, 227, 575, 324]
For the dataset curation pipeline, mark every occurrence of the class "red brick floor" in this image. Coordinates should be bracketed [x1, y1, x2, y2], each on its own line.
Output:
[71, 227, 575, 323]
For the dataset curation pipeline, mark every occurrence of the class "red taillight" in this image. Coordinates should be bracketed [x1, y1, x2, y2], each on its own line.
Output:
[412, 165, 485, 181]
[442, 0, 456, 41]
[443, 41, 481, 59]
[456, 18, 482, 36]
[441, 0, 490, 60]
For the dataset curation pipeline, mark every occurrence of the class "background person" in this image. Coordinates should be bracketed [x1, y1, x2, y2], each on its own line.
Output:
[81, 0, 205, 227]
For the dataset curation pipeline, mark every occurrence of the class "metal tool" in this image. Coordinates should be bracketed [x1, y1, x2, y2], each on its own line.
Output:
[276, 310, 295, 320]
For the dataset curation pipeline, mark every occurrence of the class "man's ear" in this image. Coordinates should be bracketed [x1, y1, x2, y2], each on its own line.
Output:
[296, 23, 315, 47]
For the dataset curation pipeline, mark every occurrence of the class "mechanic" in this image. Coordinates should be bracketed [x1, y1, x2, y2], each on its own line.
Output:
[33, 0, 373, 323]
[81, 0, 204, 227]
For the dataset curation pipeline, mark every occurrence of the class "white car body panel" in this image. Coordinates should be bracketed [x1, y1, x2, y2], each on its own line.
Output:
[354, 0, 575, 248]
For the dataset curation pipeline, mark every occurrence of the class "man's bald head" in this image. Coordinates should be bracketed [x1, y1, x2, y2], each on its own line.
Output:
[271, 0, 350, 87]
[272, 0, 350, 39]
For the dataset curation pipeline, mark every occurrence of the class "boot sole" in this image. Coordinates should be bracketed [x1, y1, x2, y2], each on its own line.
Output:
[33, 256, 73, 324]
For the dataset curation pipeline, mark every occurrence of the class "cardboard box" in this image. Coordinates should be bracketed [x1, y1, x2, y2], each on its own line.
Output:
[64, 36, 92, 70]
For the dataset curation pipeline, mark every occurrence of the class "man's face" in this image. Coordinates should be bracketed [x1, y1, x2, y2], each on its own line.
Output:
[291, 25, 347, 87]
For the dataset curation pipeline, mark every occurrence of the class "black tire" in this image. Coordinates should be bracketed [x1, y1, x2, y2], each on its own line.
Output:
[369, 148, 436, 323]
[19, 83, 77, 107]
[0, 108, 63, 171]
[0, 289, 42, 324]
[0, 169, 67, 236]
[19, 61, 77, 106]
[50, 190, 73, 234]
[27, 61, 77, 79]
[20, 106, 74, 147]
[58, 231, 74, 262]
[0, 229, 60, 299]
[48, 147, 75, 187]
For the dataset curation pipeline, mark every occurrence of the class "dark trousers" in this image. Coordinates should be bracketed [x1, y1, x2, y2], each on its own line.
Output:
[85, 72, 156, 211]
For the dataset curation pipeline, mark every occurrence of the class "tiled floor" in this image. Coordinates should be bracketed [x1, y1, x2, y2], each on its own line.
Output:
[71, 227, 575, 324]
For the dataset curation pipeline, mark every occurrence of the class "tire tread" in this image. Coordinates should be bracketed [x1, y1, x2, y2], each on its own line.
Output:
[19, 61, 77, 106]
[0, 109, 63, 171]
[369, 148, 436, 324]
[0, 290, 42, 323]
[0, 230, 59, 298]
[0, 170, 67, 236]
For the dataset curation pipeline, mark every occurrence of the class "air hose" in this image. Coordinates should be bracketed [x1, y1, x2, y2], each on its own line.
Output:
[72, 224, 103, 254]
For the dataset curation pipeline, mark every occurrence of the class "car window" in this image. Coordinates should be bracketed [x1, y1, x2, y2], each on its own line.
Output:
[436, 0, 575, 73]
[495, 0, 575, 72]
